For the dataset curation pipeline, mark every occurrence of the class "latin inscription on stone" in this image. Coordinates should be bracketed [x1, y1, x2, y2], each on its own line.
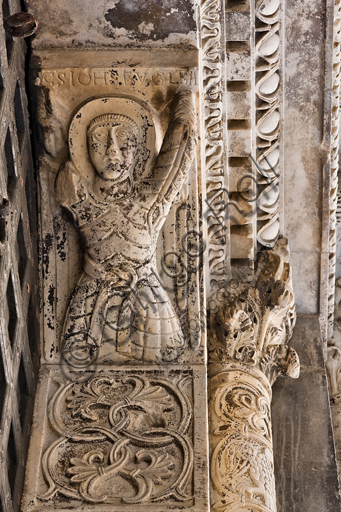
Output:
[37, 68, 198, 89]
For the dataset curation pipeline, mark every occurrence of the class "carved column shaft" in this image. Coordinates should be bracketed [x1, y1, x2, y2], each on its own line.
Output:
[209, 364, 276, 512]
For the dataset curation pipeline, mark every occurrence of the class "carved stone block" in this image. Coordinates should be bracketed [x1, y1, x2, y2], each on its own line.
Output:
[31, 50, 204, 367]
[208, 240, 299, 512]
[230, 228, 254, 260]
[228, 158, 252, 192]
[227, 90, 252, 119]
[209, 366, 276, 511]
[226, 42, 251, 81]
[225, 12, 251, 41]
[22, 46, 209, 512]
[227, 121, 251, 157]
[22, 365, 209, 512]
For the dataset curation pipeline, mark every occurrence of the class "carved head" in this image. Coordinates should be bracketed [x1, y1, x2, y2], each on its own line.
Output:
[87, 114, 139, 182]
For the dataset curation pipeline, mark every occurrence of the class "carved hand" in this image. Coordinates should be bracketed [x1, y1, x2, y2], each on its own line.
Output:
[169, 86, 197, 134]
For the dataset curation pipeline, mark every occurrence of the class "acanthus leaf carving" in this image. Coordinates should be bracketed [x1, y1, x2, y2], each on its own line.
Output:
[209, 239, 299, 385]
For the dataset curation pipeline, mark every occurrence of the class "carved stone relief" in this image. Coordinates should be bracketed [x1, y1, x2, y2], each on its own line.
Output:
[55, 90, 197, 366]
[208, 239, 299, 511]
[30, 52, 204, 366]
[254, 0, 282, 249]
[210, 368, 275, 512]
[22, 48, 209, 512]
[201, 0, 284, 293]
[22, 366, 208, 512]
[327, 278, 341, 482]
[327, 0, 341, 337]
[21, 0, 302, 508]
[325, 0, 341, 486]
[200, 0, 230, 287]
[225, 0, 254, 274]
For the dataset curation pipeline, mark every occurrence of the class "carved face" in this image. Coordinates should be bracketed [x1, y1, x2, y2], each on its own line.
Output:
[88, 120, 138, 181]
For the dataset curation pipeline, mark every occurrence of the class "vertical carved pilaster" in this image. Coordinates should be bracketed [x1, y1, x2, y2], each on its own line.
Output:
[255, 0, 283, 248]
[200, 0, 230, 289]
[327, 346, 341, 479]
[208, 239, 299, 511]
[326, 0, 341, 484]
[225, 0, 255, 274]
[328, 0, 341, 336]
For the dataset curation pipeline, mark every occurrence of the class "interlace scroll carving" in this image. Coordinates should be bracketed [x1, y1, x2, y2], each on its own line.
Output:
[255, 0, 282, 248]
[200, 0, 229, 285]
[326, 3, 341, 485]
[209, 239, 299, 384]
[40, 373, 193, 504]
[210, 373, 275, 512]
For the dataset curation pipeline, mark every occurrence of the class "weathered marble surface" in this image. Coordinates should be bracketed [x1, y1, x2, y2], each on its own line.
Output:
[29, 50, 204, 367]
[19, 0, 340, 510]
[327, 278, 341, 484]
[208, 240, 299, 512]
[273, 316, 341, 511]
[22, 12, 210, 507]
[22, 365, 208, 512]
[25, 0, 198, 49]
[284, 0, 334, 318]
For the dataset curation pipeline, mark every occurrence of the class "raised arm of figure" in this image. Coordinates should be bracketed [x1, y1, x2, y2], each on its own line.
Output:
[149, 86, 197, 230]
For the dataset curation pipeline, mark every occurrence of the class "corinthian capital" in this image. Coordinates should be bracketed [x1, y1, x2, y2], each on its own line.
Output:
[209, 239, 300, 385]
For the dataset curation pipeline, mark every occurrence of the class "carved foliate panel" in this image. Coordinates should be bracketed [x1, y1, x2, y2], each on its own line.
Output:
[22, 365, 208, 512]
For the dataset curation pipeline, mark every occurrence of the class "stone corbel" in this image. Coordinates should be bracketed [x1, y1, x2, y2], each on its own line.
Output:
[208, 238, 299, 512]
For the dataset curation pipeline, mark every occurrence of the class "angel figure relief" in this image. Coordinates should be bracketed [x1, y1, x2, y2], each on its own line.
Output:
[55, 88, 197, 366]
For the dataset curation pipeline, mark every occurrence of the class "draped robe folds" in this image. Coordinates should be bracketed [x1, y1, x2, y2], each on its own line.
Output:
[56, 90, 197, 363]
